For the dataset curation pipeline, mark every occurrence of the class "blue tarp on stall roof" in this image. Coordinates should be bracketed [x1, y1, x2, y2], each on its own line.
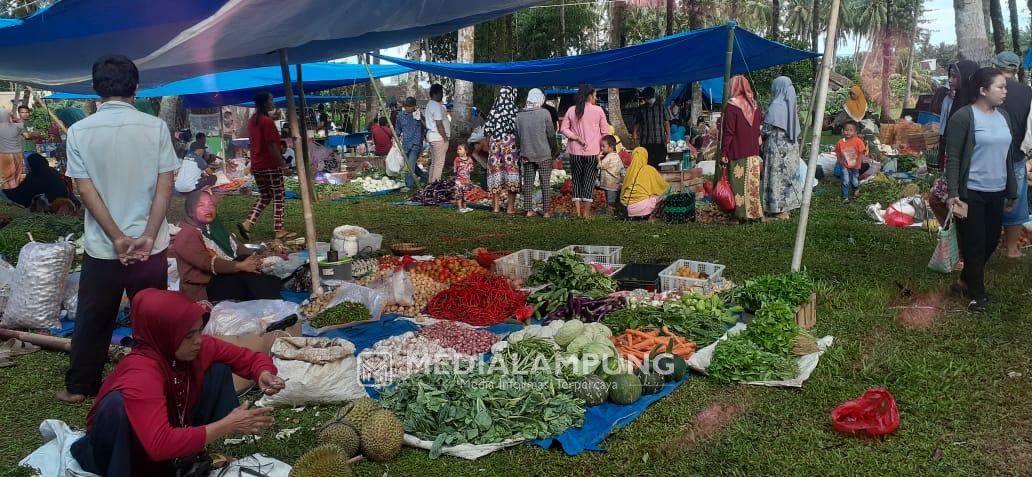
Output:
[44, 63, 407, 108]
[237, 95, 367, 108]
[374, 22, 819, 89]
[0, 0, 543, 92]
[666, 77, 726, 106]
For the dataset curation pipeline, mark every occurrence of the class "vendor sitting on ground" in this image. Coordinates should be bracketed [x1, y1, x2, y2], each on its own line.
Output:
[71, 289, 284, 475]
[175, 189, 283, 303]
[1, 153, 80, 215]
[621, 147, 670, 221]
[174, 141, 218, 194]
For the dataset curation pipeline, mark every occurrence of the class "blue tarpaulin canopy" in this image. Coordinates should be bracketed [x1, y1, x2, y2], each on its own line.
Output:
[0, 0, 542, 92]
[375, 23, 818, 88]
[44, 63, 406, 108]
[239, 95, 366, 108]
[666, 78, 726, 105]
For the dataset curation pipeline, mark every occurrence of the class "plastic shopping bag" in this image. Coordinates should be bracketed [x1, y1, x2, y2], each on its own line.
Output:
[928, 212, 959, 273]
[831, 388, 900, 437]
[884, 206, 915, 227]
[714, 167, 735, 212]
[386, 145, 405, 176]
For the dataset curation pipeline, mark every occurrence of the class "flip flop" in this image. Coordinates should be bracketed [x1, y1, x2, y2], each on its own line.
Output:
[236, 223, 251, 241]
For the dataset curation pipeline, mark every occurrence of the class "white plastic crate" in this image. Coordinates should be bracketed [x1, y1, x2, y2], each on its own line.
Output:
[599, 263, 625, 277]
[493, 249, 557, 284]
[658, 259, 726, 292]
[559, 245, 623, 265]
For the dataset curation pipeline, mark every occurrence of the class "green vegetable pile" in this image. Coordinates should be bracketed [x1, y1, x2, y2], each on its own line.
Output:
[379, 367, 585, 458]
[526, 252, 617, 316]
[490, 337, 562, 374]
[309, 301, 372, 328]
[604, 303, 729, 347]
[706, 334, 797, 384]
[728, 271, 814, 312]
[0, 213, 83, 265]
[740, 302, 799, 355]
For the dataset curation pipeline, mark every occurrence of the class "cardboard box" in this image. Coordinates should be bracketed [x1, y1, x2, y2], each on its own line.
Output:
[217, 322, 303, 393]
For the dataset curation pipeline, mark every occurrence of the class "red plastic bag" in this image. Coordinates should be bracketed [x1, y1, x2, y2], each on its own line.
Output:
[714, 167, 735, 212]
[831, 388, 900, 437]
[884, 206, 915, 227]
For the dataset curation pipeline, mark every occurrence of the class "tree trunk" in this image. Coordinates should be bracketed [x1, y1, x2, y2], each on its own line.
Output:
[771, 0, 781, 41]
[666, 0, 674, 35]
[158, 96, 188, 134]
[983, 0, 993, 39]
[989, 0, 1006, 53]
[956, 0, 995, 65]
[452, 26, 475, 143]
[1009, 0, 1024, 81]
[496, 15, 514, 62]
[404, 41, 422, 99]
[881, 34, 892, 121]
[609, 1, 631, 145]
[686, 0, 705, 126]
[811, 0, 820, 77]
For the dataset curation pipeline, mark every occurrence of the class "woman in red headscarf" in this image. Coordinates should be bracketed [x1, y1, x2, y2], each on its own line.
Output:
[71, 289, 286, 476]
[718, 75, 765, 221]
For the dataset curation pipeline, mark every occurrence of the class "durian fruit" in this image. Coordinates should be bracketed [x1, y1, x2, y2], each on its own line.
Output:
[359, 410, 404, 462]
[338, 397, 381, 429]
[289, 445, 352, 477]
[317, 422, 361, 458]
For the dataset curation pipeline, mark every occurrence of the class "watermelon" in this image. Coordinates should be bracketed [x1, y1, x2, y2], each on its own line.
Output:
[608, 374, 642, 404]
[575, 375, 609, 406]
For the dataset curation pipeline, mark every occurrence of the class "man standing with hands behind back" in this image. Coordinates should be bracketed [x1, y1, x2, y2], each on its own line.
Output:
[58, 55, 179, 404]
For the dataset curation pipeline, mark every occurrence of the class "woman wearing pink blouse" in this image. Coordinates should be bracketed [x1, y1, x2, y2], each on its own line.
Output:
[560, 84, 611, 218]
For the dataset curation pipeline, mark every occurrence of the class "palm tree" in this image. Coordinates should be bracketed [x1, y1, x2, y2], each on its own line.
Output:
[452, 26, 475, 144]
[1010, 0, 1024, 80]
[609, 0, 631, 145]
[771, 0, 781, 40]
[955, 0, 994, 64]
[989, 0, 1006, 53]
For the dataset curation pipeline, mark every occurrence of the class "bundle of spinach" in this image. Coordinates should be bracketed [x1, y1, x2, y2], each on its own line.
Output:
[728, 271, 814, 312]
[603, 304, 728, 347]
[527, 252, 617, 316]
[380, 367, 585, 458]
[490, 337, 562, 374]
[706, 334, 797, 384]
[740, 302, 799, 355]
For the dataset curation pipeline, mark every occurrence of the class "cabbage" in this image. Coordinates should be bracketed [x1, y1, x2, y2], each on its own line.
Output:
[566, 334, 593, 354]
[555, 321, 584, 347]
[581, 342, 616, 361]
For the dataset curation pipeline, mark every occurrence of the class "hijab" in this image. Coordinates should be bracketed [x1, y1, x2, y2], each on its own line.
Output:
[525, 88, 546, 110]
[484, 86, 518, 137]
[621, 147, 669, 206]
[184, 189, 235, 257]
[844, 85, 868, 122]
[89, 290, 210, 428]
[764, 76, 801, 143]
[728, 76, 759, 126]
[947, 60, 981, 122]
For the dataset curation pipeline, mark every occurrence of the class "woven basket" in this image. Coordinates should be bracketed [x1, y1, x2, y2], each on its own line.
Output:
[390, 242, 427, 256]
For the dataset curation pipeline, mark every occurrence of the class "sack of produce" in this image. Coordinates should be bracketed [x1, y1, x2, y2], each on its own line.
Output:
[205, 299, 299, 336]
[62, 272, 80, 320]
[0, 258, 15, 316]
[831, 388, 900, 437]
[1, 240, 75, 329]
[258, 337, 367, 407]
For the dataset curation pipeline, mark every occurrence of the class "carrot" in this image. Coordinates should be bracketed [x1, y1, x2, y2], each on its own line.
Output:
[625, 329, 655, 339]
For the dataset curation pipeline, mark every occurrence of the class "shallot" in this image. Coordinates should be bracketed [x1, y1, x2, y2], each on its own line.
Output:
[417, 321, 499, 355]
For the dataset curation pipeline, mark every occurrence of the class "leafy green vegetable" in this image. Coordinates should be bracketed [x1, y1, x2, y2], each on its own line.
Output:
[728, 271, 814, 311]
[527, 252, 617, 316]
[741, 302, 800, 355]
[491, 337, 562, 374]
[604, 304, 728, 347]
[706, 335, 797, 384]
[379, 367, 585, 457]
[309, 301, 372, 328]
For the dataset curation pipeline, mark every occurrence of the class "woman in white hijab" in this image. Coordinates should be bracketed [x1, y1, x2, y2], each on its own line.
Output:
[760, 76, 803, 219]
[514, 88, 558, 217]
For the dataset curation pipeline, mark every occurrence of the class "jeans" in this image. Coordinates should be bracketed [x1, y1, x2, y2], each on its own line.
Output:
[840, 168, 860, 198]
[403, 143, 428, 188]
[65, 252, 168, 396]
[956, 189, 1006, 300]
[1002, 160, 1029, 226]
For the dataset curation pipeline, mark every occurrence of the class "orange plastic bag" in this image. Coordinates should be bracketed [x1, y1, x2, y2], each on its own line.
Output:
[831, 388, 900, 437]
[714, 167, 735, 212]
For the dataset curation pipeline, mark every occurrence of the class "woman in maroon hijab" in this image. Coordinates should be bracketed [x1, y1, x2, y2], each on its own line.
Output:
[71, 289, 286, 476]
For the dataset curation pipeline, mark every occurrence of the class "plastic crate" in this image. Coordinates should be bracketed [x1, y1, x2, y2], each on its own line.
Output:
[559, 245, 623, 265]
[493, 249, 557, 284]
[658, 259, 726, 292]
[611, 263, 667, 291]
[592, 263, 625, 277]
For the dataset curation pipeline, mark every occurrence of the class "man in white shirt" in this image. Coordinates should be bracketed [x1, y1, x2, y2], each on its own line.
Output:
[58, 55, 179, 404]
[174, 141, 216, 193]
[424, 83, 450, 182]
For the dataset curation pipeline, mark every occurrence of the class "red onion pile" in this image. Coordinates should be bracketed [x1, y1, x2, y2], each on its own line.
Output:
[417, 321, 499, 355]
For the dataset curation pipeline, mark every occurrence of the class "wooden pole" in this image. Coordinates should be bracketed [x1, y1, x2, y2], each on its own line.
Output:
[363, 61, 416, 186]
[295, 64, 317, 203]
[714, 22, 736, 184]
[278, 49, 323, 295]
[791, 0, 842, 271]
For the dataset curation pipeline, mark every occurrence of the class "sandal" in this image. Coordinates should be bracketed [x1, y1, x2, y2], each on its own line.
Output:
[236, 223, 251, 241]
[275, 231, 299, 241]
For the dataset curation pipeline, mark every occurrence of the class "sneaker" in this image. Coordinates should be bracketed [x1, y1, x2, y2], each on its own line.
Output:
[843, 198, 851, 204]
[459, 207, 473, 213]
[967, 298, 989, 314]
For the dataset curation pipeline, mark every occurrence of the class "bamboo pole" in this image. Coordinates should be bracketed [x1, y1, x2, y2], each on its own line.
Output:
[362, 61, 416, 186]
[791, 0, 843, 272]
[713, 22, 736, 185]
[278, 49, 323, 295]
[295, 64, 317, 202]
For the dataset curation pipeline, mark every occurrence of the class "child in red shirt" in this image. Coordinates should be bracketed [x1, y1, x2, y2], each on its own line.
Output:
[835, 121, 867, 203]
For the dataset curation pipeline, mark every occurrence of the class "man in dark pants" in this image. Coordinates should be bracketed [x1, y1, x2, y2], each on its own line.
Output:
[994, 52, 1032, 258]
[58, 55, 179, 403]
[633, 86, 671, 168]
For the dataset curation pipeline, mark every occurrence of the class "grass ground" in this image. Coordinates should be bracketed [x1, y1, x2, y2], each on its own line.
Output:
[1, 183, 1030, 476]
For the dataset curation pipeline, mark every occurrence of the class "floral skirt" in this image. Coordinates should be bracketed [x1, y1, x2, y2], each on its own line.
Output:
[729, 156, 763, 220]
[486, 135, 521, 194]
